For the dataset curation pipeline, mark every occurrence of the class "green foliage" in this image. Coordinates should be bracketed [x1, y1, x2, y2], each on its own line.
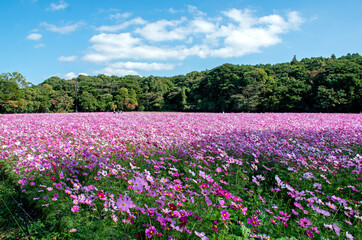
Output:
[0, 53, 361, 113]
[79, 91, 98, 112]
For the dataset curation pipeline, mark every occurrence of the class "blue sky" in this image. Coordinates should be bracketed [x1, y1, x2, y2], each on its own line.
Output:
[0, 0, 361, 85]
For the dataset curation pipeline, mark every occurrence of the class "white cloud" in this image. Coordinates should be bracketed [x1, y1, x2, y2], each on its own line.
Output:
[94, 67, 139, 76]
[83, 33, 187, 62]
[41, 21, 85, 34]
[188, 5, 206, 16]
[64, 72, 76, 79]
[63, 72, 89, 79]
[27, 33, 42, 40]
[49, 1, 68, 11]
[96, 17, 146, 32]
[287, 11, 304, 29]
[134, 18, 188, 42]
[58, 55, 77, 62]
[109, 62, 175, 71]
[83, 8, 303, 63]
[222, 8, 255, 28]
[189, 19, 216, 33]
[110, 12, 132, 20]
[34, 43, 45, 48]
[169, 8, 183, 14]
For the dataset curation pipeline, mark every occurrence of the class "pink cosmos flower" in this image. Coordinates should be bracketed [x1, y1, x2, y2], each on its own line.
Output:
[292, 209, 299, 215]
[265, 208, 273, 214]
[219, 199, 226, 208]
[324, 223, 333, 230]
[346, 231, 354, 240]
[145, 226, 157, 238]
[247, 215, 261, 226]
[345, 220, 352, 225]
[195, 231, 208, 240]
[220, 209, 230, 220]
[306, 230, 314, 238]
[299, 218, 311, 228]
[271, 219, 278, 225]
[279, 211, 291, 218]
[71, 205, 79, 213]
[332, 223, 340, 236]
[97, 192, 106, 200]
[212, 220, 218, 233]
[116, 196, 135, 212]
[294, 202, 303, 210]
[133, 177, 145, 191]
[312, 226, 319, 233]
[220, 189, 231, 199]
[241, 207, 248, 215]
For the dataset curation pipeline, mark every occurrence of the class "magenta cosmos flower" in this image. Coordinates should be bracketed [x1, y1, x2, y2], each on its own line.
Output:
[299, 218, 312, 228]
[145, 226, 157, 238]
[306, 230, 314, 238]
[168, 202, 177, 211]
[212, 220, 218, 233]
[220, 209, 230, 220]
[247, 215, 261, 226]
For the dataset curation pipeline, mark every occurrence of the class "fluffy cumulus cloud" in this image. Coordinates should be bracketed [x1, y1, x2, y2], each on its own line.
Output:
[64, 72, 76, 79]
[82, 6, 303, 76]
[82, 33, 186, 63]
[41, 21, 85, 34]
[48, 1, 68, 11]
[134, 18, 188, 42]
[27, 33, 42, 40]
[58, 55, 77, 62]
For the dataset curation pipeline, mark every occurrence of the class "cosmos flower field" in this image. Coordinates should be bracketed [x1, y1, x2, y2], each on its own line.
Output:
[0, 112, 361, 239]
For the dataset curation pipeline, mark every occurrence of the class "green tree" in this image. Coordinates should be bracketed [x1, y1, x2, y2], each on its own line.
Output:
[79, 91, 98, 112]
[114, 88, 129, 111]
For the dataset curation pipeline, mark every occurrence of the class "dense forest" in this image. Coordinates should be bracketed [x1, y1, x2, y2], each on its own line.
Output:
[1, 53, 361, 113]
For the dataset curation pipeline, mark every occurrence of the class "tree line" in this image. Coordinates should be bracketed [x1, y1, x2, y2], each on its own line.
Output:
[1, 53, 361, 113]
